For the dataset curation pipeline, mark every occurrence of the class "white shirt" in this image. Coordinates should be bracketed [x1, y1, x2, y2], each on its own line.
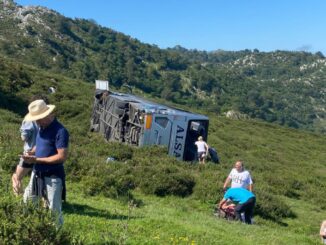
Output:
[195, 141, 207, 152]
[228, 168, 253, 189]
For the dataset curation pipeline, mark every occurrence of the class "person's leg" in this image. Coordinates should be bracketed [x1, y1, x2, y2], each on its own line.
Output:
[235, 203, 245, 222]
[242, 198, 255, 224]
[244, 209, 252, 224]
[45, 177, 63, 226]
[198, 152, 204, 164]
[235, 198, 255, 224]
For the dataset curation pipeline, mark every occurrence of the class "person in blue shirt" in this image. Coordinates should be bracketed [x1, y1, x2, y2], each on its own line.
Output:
[12, 95, 47, 195]
[218, 188, 256, 224]
[22, 99, 69, 226]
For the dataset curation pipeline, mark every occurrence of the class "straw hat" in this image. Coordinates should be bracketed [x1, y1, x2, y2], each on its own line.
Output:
[24, 100, 55, 121]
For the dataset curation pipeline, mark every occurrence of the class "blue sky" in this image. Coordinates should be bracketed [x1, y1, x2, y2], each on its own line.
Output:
[16, 0, 326, 54]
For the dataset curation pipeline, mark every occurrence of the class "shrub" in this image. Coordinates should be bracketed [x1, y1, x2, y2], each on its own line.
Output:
[136, 164, 195, 197]
[254, 189, 296, 223]
[0, 178, 72, 244]
[132, 145, 168, 161]
[0, 147, 20, 174]
[106, 143, 133, 161]
[192, 170, 223, 203]
[81, 165, 136, 200]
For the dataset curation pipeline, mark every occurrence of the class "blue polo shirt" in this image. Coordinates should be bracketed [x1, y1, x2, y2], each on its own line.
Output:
[34, 118, 69, 173]
[224, 188, 255, 204]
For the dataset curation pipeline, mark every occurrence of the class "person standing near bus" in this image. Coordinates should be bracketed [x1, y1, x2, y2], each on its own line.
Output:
[22, 99, 69, 226]
[195, 136, 209, 164]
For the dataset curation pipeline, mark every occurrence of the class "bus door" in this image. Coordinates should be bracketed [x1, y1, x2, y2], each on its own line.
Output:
[184, 120, 209, 161]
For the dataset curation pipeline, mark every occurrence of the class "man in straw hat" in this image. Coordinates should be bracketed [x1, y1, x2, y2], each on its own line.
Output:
[22, 99, 69, 226]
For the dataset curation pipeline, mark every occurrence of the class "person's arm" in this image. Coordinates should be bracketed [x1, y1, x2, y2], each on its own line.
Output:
[22, 148, 68, 164]
[14, 165, 31, 180]
[247, 172, 253, 192]
[219, 198, 227, 209]
[205, 142, 209, 155]
[26, 146, 36, 155]
[320, 221, 326, 237]
[20, 121, 34, 142]
[223, 177, 231, 191]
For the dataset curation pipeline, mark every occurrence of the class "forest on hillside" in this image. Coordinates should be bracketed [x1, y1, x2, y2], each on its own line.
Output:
[0, 0, 325, 133]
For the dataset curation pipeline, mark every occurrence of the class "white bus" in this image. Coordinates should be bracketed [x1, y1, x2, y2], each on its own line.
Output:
[90, 81, 209, 161]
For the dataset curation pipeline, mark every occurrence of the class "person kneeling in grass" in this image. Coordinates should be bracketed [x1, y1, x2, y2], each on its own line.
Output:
[218, 187, 256, 224]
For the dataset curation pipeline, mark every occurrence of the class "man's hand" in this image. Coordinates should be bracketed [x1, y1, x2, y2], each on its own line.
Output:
[25, 150, 35, 156]
[21, 155, 36, 164]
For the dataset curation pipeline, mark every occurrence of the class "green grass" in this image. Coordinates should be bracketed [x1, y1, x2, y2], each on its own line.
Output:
[62, 186, 323, 244]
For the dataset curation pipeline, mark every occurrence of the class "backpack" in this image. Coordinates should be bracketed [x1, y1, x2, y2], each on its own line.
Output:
[208, 147, 219, 163]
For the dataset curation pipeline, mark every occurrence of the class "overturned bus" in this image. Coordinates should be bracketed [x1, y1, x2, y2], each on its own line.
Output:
[90, 81, 209, 161]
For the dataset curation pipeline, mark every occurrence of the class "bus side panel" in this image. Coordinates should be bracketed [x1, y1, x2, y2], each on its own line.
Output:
[168, 120, 188, 160]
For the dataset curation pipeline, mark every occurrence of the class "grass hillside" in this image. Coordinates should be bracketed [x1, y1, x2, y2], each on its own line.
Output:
[0, 58, 326, 244]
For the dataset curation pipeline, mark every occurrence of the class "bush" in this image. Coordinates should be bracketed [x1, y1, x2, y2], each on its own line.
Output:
[0, 178, 72, 244]
[132, 145, 168, 162]
[254, 189, 296, 223]
[192, 169, 223, 202]
[81, 165, 136, 200]
[136, 164, 195, 197]
[106, 143, 133, 161]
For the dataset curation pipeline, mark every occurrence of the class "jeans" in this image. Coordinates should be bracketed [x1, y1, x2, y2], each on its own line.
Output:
[235, 197, 256, 224]
[24, 171, 63, 226]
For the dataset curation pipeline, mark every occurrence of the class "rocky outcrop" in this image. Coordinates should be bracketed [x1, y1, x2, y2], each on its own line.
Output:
[225, 110, 249, 120]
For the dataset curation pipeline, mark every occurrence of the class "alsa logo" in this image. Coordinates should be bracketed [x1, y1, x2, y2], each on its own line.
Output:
[173, 125, 184, 158]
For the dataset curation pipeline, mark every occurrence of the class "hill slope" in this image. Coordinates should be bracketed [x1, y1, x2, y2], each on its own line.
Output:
[0, 55, 325, 243]
[0, 0, 325, 132]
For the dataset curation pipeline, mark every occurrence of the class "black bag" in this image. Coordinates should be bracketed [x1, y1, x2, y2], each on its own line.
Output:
[208, 147, 219, 163]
